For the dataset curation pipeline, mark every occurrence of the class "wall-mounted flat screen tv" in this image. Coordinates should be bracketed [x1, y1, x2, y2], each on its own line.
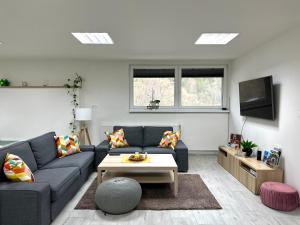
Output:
[239, 76, 275, 120]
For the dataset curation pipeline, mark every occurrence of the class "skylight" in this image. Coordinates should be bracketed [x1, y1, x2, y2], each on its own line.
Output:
[71, 33, 114, 44]
[195, 33, 239, 45]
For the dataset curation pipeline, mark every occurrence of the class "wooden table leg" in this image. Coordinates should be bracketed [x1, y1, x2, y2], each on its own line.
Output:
[97, 168, 102, 185]
[173, 169, 178, 196]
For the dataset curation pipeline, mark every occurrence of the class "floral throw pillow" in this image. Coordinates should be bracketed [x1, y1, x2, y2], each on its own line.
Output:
[159, 131, 181, 150]
[3, 153, 35, 182]
[109, 129, 129, 149]
[55, 135, 81, 158]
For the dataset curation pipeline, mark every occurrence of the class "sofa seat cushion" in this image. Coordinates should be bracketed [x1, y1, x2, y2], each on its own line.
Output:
[33, 167, 80, 201]
[143, 147, 175, 157]
[113, 126, 144, 147]
[28, 132, 57, 169]
[41, 152, 94, 174]
[143, 126, 173, 147]
[108, 147, 143, 154]
[0, 142, 38, 182]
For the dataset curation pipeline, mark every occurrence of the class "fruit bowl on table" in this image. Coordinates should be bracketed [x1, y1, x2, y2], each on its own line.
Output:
[128, 154, 147, 162]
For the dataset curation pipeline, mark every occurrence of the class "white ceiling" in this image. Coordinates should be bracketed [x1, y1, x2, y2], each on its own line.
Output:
[0, 0, 300, 60]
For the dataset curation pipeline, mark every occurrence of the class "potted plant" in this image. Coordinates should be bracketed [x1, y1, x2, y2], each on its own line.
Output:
[0, 79, 10, 87]
[240, 140, 257, 157]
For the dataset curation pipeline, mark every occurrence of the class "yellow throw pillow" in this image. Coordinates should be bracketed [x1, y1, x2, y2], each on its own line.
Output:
[159, 131, 181, 150]
[3, 153, 35, 182]
[55, 135, 81, 158]
[109, 129, 129, 148]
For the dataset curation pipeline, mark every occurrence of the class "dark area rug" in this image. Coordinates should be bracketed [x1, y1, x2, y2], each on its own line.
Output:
[75, 174, 221, 210]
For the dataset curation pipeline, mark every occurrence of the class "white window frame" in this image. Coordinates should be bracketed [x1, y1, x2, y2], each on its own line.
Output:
[179, 65, 227, 110]
[129, 64, 229, 113]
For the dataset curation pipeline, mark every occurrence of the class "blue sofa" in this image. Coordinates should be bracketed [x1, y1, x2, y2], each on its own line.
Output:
[0, 132, 95, 225]
[96, 126, 189, 172]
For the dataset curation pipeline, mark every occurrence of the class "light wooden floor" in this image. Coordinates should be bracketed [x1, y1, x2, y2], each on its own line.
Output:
[52, 155, 300, 225]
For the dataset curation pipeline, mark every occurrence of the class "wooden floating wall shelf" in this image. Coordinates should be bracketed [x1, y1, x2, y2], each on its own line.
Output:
[0, 86, 81, 89]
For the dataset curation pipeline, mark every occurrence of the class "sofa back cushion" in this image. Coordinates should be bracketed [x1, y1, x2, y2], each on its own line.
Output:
[143, 126, 173, 147]
[28, 132, 57, 168]
[113, 126, 143, 147]
[0, 141, 38, 181]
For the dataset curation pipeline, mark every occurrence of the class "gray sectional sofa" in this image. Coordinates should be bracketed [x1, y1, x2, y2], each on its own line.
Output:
[0, 132, 95, 225]
[96, 126, 189, 172]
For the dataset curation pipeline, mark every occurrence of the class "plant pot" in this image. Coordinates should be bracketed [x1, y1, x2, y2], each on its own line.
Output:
[242, 148, 253, 157]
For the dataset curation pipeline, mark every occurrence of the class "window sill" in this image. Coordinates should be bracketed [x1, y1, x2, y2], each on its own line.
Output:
[129, 108, 230, 113]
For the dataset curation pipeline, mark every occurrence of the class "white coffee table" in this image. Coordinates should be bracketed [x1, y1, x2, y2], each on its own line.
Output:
[97, 154, 178, 196]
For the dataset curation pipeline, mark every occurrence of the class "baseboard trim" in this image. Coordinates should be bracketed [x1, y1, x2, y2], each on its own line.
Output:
[189, 150, 218, 155]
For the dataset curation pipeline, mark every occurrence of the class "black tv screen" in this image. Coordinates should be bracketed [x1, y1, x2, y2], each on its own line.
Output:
[239, 76, 275, 120]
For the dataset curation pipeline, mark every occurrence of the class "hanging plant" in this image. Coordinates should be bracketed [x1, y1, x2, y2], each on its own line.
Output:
[64, 73, 83, 133]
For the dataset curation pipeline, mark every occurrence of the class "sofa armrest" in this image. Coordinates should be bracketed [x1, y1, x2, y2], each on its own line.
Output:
[174, 140, 189, 172]
[80, 145, 95, 152]
[0, 182, 51, 225]
[175, 140, 188, 151]
[95, 140, 110, 167]
[96, 140, 110, 151]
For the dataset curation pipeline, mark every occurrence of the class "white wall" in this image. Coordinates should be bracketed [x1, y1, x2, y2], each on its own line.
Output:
[229, 26, 300, 191]
[0, 59, 229, 151]
[0, 60, 77, 140]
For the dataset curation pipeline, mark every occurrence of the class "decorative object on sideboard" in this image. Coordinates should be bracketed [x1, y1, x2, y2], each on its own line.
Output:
[263, 146, 281, 168]
[64, 73, 83, 133]
[229, 133, 242, 149]
[240, 139, 257, 157]
[75, 107, 92, 145]
[256, 150, 262, 161]
[0, 79, 10, 87]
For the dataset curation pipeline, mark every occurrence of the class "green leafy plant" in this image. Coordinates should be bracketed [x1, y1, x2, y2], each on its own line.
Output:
[0, 79, 10, 87]
[64, 74, 83, 133]
[240, 140, 257, 157]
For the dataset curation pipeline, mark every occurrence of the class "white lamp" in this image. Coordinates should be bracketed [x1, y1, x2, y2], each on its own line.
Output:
[75, 108, 92, 145]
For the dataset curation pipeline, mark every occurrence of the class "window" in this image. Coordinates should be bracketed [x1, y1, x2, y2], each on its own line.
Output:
[130, 65, 227, 112]
[132, 68, 175, 107]
[180, 68, 223, 107]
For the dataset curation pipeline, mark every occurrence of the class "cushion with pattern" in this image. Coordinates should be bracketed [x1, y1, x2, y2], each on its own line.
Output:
[55, 135, 81, 158]
[159, 131, 180, 150]
[3, 153, 35, 182]
[109, 129, 129, 148]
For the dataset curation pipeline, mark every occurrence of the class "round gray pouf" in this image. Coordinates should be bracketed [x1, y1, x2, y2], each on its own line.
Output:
[95, 177, 142, 214]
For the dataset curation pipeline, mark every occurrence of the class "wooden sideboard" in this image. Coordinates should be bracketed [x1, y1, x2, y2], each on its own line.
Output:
[218, 146, 283, 194]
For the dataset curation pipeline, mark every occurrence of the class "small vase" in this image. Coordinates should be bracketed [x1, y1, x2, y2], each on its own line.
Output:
[243, 148, 253, 157]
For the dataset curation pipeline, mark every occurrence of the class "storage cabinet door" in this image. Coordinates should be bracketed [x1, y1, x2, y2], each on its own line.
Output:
[217, 150, 229, 171]
[228, 154, 239, 178]
[239, 167, 257, 194]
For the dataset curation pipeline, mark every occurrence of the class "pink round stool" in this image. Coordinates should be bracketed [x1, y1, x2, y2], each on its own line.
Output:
[260, 182, 299, 211]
